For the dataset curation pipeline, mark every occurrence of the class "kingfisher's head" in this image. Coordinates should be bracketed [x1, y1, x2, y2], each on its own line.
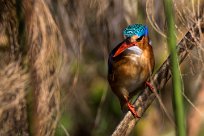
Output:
[113, 24, 149, 57]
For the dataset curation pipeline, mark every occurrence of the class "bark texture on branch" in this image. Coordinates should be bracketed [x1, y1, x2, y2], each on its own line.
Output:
[112, 23, 204, 136]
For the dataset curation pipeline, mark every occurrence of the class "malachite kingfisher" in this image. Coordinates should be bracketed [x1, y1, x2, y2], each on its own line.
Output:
[108, 24, 155, 118]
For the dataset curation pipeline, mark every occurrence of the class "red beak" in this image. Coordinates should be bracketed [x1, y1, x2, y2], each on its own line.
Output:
[113, 41, 138, 57]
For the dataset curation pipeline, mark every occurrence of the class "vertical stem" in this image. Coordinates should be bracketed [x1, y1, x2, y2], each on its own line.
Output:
[163, 0, 186, 136]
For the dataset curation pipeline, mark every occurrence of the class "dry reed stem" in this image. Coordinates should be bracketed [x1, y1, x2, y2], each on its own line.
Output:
[187, 74, 204, 136]
[22, 0, 69, 136]
[146, 0, 167, 38]
[0, 62, 29, 136]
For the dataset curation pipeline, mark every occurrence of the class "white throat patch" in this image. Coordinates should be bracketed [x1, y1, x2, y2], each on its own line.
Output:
[127, 46, 143, 56]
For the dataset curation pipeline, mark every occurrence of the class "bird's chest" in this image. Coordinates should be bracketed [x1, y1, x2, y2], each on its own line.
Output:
[110, 53, 152, 92]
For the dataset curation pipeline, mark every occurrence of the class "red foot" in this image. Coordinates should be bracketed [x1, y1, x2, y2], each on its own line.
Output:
[127, 102, 140, 118]
[145, 82, 154, 92]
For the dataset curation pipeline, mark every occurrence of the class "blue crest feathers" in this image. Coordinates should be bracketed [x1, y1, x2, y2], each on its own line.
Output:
[123, 24, 148, 37]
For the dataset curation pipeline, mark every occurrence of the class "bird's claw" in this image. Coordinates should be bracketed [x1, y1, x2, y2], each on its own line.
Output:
[127, 102, 141, 118]
[145, 82, 154, 92]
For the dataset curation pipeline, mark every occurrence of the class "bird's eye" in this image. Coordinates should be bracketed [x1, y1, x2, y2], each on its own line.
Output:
[126, 37, 131, 44]
[136, 35, 144, 42]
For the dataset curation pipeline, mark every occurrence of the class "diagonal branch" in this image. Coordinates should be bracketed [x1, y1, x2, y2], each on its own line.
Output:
[112, 23, 204, 136]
